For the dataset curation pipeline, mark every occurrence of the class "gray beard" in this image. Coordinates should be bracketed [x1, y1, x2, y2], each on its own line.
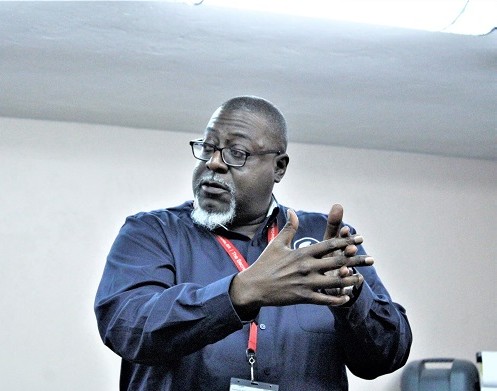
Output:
[191, 175, 236, 231]
[191, 195, 236, 231]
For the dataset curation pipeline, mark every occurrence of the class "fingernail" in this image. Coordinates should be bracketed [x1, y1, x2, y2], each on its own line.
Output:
[365, 257, 374, 265]
[353, 235, 363, 244]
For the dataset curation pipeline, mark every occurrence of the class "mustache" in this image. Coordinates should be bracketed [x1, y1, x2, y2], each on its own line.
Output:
[193, 174, 235, 195]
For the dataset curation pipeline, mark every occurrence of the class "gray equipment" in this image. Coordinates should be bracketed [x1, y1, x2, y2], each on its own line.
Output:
[401, 358, 480, 391]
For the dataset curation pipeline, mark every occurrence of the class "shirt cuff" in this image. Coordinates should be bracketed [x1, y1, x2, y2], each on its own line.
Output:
[333, 281, 376, 325]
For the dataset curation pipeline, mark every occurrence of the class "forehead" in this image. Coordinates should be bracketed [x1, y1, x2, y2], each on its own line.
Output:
[205, 108, 272, 144]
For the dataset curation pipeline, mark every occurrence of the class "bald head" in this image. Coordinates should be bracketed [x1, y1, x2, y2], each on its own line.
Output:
[218, 96, 288, 152]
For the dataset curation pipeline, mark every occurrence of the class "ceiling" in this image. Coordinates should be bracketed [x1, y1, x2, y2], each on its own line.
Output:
[1, 1, 496, 161]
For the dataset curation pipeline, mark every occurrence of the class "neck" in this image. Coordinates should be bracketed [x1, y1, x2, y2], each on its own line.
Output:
[227, 214, 267, 239]
[228, 197, 277, 238]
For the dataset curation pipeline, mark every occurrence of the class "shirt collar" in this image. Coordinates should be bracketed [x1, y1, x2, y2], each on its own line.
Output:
[267, 195, 278, 217]
[211, 195, 280, 240]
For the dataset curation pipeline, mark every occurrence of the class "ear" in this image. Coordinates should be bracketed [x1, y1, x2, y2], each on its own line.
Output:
[273, 153, 289, 183]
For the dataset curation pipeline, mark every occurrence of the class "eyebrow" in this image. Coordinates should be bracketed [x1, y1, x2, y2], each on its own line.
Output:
[205, 127, 252, 141]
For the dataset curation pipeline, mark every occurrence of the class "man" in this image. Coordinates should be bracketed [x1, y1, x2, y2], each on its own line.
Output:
[95, 96, 412, 390]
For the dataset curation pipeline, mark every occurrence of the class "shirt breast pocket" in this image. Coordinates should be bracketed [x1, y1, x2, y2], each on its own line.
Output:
[294, 304, 335, 334]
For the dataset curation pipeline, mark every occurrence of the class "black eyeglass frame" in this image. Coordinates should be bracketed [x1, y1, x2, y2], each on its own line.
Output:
[189, 139, 281, 168]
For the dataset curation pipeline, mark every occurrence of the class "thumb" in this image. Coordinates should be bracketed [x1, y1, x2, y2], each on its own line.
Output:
[277, 208, 299, 247]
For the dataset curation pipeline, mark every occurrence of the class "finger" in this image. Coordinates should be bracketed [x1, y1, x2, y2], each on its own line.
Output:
[276, 208, 299, 247]
[323, 266, 349, 279]
[318, 254, 374, 271]
[321, 273, 364, 290]
[344, 244, 357, 257]
[341, 255, 374, 268]
[323, 204, 343, 240]
[324, 287, 342, 296]
[321, 275, 365, 304]
[339, 225, 350, 238]
[303, 235, 363, 258]
[305, 290, 351, 306]
[353, 273, 365, 288]
[325, 294, 351, 306]
[338, 265, 350, 278]
[325, 286, 354, 296]
[328, 223, 351, 257]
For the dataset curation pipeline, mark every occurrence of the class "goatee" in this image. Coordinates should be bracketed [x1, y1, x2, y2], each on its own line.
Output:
[191, 176, 236, 230]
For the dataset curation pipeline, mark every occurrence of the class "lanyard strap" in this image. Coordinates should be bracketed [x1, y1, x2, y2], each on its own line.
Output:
[216, 223, 278, 273]
[215, 222, 278, 381]
[215, 222, 278, 273]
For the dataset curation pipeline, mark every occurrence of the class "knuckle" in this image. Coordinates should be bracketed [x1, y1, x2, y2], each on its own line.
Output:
[322, 238, 337, 252]
[337, 276, 353, 288]
[282, 224, 296, 237]
[296, 259, 312, 276]
[348, 256, 363, 267]
[301, 289, 314, 301]
[336, 255, 347, 267]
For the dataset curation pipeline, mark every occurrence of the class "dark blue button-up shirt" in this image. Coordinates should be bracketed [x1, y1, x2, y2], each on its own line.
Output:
[95, 201, 412, 390]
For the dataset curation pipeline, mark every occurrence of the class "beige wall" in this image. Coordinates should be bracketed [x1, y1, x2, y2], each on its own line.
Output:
[1, 117, 496, 390]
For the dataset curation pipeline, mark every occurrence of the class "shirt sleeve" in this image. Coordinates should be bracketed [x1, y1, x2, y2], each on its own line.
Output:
[332, 229, 413, 379]
[94, 213, 244, 365]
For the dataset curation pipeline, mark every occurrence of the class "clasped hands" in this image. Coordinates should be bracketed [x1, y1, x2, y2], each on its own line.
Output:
[230, 204, 374, 318]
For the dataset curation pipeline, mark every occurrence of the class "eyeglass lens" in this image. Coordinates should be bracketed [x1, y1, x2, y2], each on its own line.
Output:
[193, 143, 246, 166]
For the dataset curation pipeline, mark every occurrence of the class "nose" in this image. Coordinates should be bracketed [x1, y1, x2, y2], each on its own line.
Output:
[206, 150, 229, 173]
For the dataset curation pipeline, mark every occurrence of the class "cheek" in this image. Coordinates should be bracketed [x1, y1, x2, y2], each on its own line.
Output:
[234, 169, 273, 198]
[191, 162, 204, 191]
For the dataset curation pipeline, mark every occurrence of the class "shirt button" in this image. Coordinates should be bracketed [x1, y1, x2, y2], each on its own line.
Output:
[259, 323, 266, 330]
[264, 368, 271, 375]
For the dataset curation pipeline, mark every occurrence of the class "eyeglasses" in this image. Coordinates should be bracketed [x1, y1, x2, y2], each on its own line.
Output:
[189, 139, 281, 168]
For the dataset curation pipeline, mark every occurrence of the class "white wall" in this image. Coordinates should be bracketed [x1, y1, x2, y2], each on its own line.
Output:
[1, 117, 496, 390]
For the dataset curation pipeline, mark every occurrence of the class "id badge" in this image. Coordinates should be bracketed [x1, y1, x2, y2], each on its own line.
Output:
[230, 378, 279, 390]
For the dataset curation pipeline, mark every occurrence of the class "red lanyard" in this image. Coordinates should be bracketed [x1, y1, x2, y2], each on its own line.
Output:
[215, 222, 278, 380]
